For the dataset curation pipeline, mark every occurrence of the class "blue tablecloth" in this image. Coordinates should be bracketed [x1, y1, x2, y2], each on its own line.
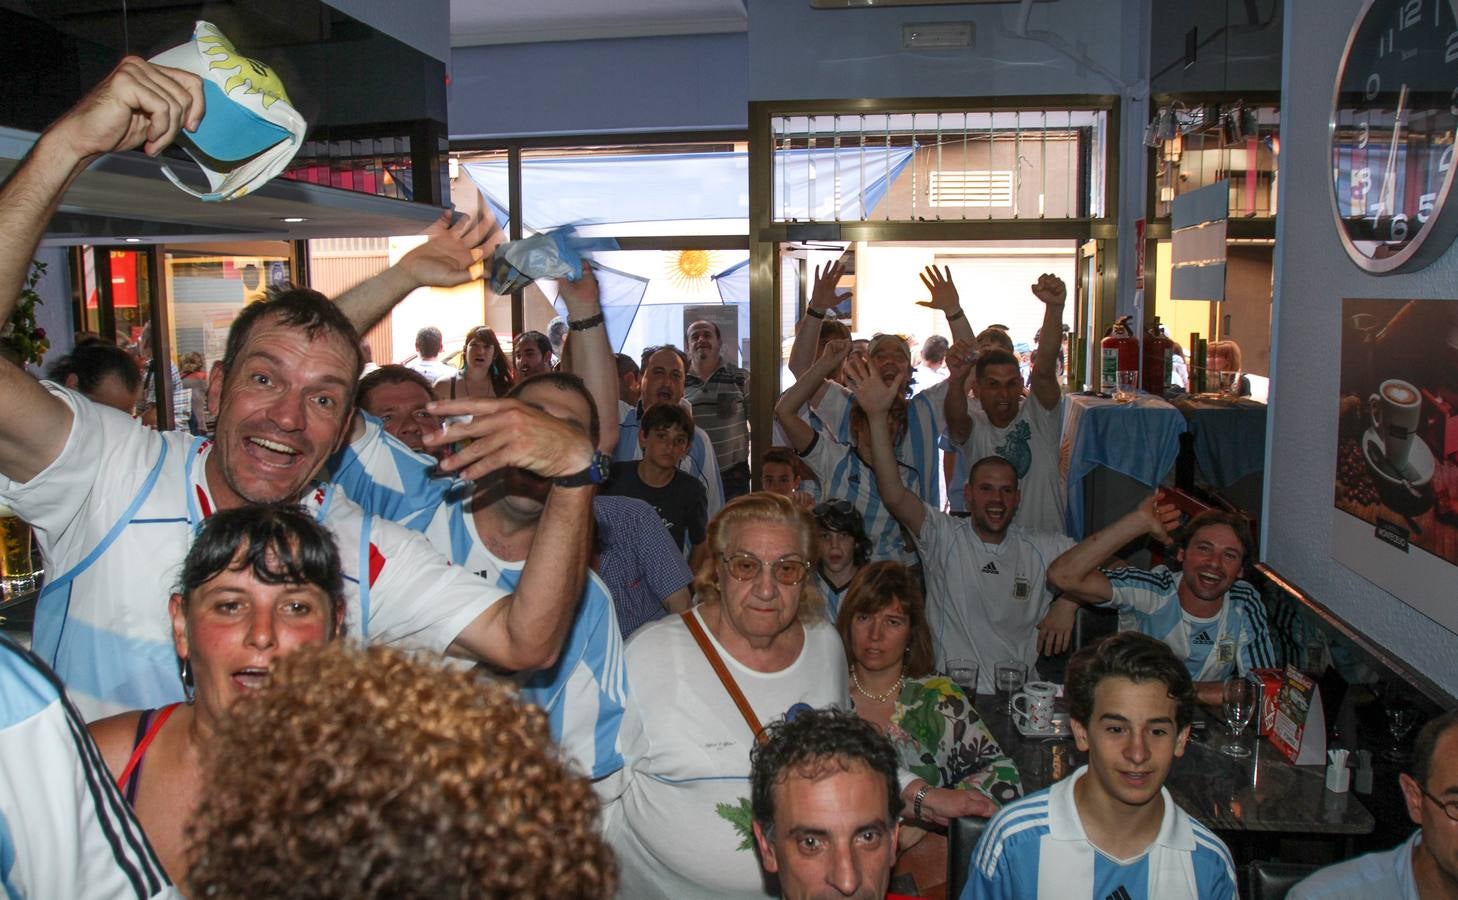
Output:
[1060, 393, 1188, 537]
[1173, 396, 1268, 489]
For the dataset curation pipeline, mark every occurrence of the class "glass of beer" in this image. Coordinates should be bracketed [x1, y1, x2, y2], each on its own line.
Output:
[0, 504, 40, 600]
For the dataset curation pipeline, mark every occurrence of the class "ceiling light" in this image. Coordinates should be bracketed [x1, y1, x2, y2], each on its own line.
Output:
[124, 238, 142, 243]
[279, 217, 308, 223]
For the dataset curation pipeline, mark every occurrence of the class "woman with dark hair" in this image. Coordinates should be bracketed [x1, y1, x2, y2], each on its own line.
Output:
[88, 504, 345, 888]
[837, 562, 1021, 823]
[432, 325, 514, 405]
[812, 498, 872, 617]
[46, 337, 143, 415]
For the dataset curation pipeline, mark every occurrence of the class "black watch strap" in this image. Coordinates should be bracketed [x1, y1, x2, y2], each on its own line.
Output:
[555, 450, 612, 487]
[568, 311, 605, 332]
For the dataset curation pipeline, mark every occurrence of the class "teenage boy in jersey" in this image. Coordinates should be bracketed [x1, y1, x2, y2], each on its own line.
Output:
[854, 355, 1077, 690]
[964, 633, 1237, 900]
[1047, 492, 1277, 705]
[424, 372, 626, 790]
[1290, 708, 1458, 900]
[786, 263, 979, 509]
[603, 402, 708, 561]
[944, 274, 1069, 535]
[613, 345, 724, 517]
[775, 338, 919, 565]
[0, 58, 596, 719]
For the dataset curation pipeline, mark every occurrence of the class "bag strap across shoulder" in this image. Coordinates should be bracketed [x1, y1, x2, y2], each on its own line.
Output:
[680, 608, 766, 745]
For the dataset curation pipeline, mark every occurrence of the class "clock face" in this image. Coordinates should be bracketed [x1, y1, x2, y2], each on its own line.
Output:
[1330, 0, 1458, 272]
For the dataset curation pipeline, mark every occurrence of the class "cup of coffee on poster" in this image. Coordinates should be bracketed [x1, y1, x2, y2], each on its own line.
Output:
[1012, 681, 1058, 732]
[1369, 378, 1422, 471]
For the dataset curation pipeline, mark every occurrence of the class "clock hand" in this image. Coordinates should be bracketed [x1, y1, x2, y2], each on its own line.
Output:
[1380, 84, 1409, 218]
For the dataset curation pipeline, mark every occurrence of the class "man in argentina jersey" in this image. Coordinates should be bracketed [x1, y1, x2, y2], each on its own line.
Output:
[614, 345, 725, 519]
[328, 409, 455, 532]
[962, 633, 1236, 900]
[1049, 492, 1276, 705]
[785, 263, 980, 510]
[776, 339, 920, 565]
[425, 373, 627, 788]
[0, 637, 177, 899]
[854, 359, 1079, 691]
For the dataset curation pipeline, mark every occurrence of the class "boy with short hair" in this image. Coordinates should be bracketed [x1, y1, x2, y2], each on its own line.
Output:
[760, 446, 815, 509]
[603, 403, 707, 560]
[962, 632, 1237, 900]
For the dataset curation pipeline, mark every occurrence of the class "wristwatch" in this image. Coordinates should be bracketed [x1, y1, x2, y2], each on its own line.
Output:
[568, 311, 605, 332]
[555, 450, 612, 488]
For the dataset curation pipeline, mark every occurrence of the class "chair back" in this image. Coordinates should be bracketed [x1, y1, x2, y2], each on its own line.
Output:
[946, 815, 989, 898]
[1248, 860, 1319, 900]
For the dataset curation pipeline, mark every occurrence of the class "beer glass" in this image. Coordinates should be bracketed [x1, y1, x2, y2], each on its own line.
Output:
[0, 503, 40, 599]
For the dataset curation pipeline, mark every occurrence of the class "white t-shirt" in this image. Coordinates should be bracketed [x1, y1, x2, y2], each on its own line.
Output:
[602, 609, 849, 899]
[0, 385, 505, 721]
[404, 357, 456, 384]
[0, 637, 179, 898]
[952, 393, 1066, 534]
[915, 510, 1073, 690]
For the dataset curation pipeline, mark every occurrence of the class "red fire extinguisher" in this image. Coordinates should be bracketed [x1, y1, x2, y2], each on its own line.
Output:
[1142, 317, 1174, 395]
[1100, 316, 1139, 395]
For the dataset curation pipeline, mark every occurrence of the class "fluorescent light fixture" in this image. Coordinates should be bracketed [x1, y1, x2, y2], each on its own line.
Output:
[280, 217, 308, 223]
[124, 238, 142, 243]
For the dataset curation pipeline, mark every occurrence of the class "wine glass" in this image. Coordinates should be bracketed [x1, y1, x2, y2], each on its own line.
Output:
[1384, 705, 1419, 761]
[1221, 675, 1257, 758]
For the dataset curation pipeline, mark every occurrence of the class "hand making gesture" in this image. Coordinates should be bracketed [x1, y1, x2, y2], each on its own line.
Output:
[847, 355, 896, 416]
[1030, 273, 1067, 307]
[397, 205, 493, 291]
[917, 265, 963, 316]
[1139, 489, 1184, 544]
[809, 260, 847, 313]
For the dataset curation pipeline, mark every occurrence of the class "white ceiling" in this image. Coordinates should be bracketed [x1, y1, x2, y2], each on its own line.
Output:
[450, 0, 748, 48]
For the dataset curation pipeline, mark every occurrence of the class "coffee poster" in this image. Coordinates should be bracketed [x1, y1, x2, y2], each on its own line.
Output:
[1333, 299, 1458, 635]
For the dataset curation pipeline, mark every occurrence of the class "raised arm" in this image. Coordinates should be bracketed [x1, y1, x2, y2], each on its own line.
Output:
[1028, 274, 1067, 410]
[848, 357, 924, 536]
[775, 339, 848, 453]
[942, 339, 977, 445]
[334, 202, 494, 335]
[0, 58, 202, 483]
[1047, 491, 1181, 604]
[556, 263, 619, 452]
[916, 266, 976, 346]
[788, 261, 845, 378]
[423, 399, 596, 669]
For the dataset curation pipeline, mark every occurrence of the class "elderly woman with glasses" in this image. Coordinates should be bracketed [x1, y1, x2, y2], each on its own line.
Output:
[812, 499, 872, 618]
[601, 492, 852, 899]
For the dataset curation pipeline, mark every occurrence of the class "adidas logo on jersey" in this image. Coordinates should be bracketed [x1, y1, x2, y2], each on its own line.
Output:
[1106, 887, 1133, 900]
[1191, 630, 1213, 646]
[981, 561, 999, 575]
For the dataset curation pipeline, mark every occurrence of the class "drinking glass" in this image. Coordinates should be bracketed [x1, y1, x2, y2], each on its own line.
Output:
[994, 661, 1027, 715]
[1221, 674, 1257, 758]
[946, 658, 979, 699]
[1384, 705, 1419, 761]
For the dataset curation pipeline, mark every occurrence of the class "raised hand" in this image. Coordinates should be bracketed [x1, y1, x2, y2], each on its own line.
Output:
[816, 338, 851, 374]
[847, 356, 895, 414]
[917, 265, 962, 315]
[423, 398, 595, 482]
[398, 204, 492, 290]
[1138, 490, 1182, 543]
[810, 260, 847, 312]
[944, 338, 979, 385]
[1031, 273, 1067, 307]
[52, 57, 204, 160]
[557, 260, 600, 311]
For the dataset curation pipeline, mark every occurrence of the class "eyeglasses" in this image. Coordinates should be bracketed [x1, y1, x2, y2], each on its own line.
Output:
[720, 552, 811, 586]
[813, 499, 854, 517]
[1417, 783, 1458, 824]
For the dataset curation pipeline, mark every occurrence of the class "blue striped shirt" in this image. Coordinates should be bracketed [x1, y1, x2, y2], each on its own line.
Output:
[964, 766, 1236, 900]
[815, 380, 949, 508]
[799, 429, 919, 565]
[326, 413, 456, 532]
[424, 499, 628, 781]
[1101, 566, 1278, 682]
[614, 401, 724, 519]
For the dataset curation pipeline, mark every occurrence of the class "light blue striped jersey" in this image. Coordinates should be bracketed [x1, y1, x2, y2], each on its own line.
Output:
[326, 413, 456, 532]
[963, 766, 1236, 900]
[1101, 566, 1278, 682]
[815, 380, 949, 508]
[614, 401, 724, 519]
[1287, 830, 1420, 900]
[423, 499, 628, 781]
[799, 429, 919, 565]
[0, 637, 177, 898]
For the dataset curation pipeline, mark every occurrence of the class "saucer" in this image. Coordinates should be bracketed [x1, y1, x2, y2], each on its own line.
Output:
[1015, 712, 1071, 738]
[1363, 427, 1435, 490]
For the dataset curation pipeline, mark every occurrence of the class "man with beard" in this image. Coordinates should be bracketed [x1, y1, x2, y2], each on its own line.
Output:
[944, 274, 1070, 534]
[513, 330, 555, 380]
[1048, 493, 1277, 704]
[424, 372, 627, 789]
[684, 319, 751, 501]
[613, 344, 724, 517]
[856, 357, 1077, 690]
[0, 58, 596, 719]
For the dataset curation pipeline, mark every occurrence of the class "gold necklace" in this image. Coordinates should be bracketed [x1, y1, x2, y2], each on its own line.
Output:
[851, 666, 904, 703]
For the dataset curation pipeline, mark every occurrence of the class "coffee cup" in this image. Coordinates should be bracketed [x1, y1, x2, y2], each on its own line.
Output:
[1011, 681, 1058, 732]
[1369, 379, 1422, 471]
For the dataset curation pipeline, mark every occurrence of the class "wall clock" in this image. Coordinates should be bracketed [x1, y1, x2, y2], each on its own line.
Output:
[1330, 0, 1458, 272]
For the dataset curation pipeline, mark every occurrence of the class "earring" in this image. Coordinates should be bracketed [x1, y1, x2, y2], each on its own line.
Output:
[178, 657, 195, 704]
